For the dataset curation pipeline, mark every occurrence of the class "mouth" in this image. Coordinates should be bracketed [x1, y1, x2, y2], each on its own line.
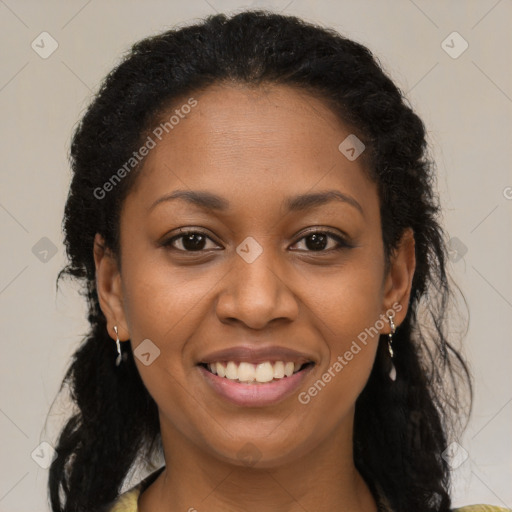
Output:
[198, 360, 315, 385]
[197, 360, 316, 407]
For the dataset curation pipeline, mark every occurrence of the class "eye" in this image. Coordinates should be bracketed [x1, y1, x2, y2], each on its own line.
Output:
[161, 228, 352, 254]
[290, 230, 351, 252]
[162, 230, 221, 252]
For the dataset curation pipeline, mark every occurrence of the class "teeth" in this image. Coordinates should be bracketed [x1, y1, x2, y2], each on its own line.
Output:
[238, 362, 256, 382]
[285, 362, 294, 377]
[255, 362, 274, 383]
[205, 360, 308, 384]
[217, 362, 226, 378]
[226, 361, 238, 380]
[274, 361, 285, 378]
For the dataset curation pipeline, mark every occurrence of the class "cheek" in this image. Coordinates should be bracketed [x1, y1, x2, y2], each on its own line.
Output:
[305, 249, 385, 337]
[121, 260, 206, 423]
[120, 255, 224, 404]
[302, 247, 384, 392]
[121, 251, 217, 343]
[297, 277, 382, 427]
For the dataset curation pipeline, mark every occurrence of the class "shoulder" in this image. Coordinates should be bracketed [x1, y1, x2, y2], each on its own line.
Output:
[105, 484, 142, 512]
[452, 505, 512, 512]
[105, 466, 165, 512]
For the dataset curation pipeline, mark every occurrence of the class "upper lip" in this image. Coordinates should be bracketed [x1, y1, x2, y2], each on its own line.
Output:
[198, 346, 316, 366]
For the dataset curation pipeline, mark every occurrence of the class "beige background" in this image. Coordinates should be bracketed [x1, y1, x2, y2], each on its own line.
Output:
[0, 1, 511, 510]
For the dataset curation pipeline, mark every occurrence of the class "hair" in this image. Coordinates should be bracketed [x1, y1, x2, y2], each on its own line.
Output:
[48, 10, 472, 512]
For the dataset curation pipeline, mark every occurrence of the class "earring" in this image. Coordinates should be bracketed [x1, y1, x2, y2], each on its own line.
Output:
[113, 325, 122, 366]
[387, 312, 397, 381]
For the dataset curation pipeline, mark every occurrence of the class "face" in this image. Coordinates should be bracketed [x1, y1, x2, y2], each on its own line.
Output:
[94, 83, 415, 468]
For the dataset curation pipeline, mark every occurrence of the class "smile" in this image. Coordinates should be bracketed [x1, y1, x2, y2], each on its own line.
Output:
[198, 360, 316, 407]
[200, 360, 314, 384]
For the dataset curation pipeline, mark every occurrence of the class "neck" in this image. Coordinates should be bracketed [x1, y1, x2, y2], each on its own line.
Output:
[139, 413, 378, 512]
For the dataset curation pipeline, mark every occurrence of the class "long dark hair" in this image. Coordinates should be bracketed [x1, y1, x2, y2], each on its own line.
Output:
[48, 10, 472, 512]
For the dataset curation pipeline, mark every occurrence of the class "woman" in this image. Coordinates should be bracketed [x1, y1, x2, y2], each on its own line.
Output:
[48, 10, 509, 512]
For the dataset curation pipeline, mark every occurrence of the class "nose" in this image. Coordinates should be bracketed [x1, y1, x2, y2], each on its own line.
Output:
[215, 244, 299, 330]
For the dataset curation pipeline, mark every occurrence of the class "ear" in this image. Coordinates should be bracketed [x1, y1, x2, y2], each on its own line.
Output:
[380, 227, 416, 331]
[93, 233, 130, 341]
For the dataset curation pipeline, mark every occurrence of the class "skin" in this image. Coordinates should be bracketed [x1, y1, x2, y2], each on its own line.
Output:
[93, 83, 415, 512]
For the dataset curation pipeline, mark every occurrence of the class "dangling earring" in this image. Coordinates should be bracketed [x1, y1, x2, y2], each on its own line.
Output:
[113, 325, 122, 366]
[387, 312, 396, 381]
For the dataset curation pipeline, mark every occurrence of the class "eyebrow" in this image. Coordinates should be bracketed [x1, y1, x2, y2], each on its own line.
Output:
[148, 189, 364, 216]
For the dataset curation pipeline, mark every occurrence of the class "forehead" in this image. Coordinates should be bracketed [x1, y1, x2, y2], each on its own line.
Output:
[124, 83, 378, 220]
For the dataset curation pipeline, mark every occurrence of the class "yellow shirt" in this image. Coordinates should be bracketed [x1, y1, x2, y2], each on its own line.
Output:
[106, 468, 511, 512]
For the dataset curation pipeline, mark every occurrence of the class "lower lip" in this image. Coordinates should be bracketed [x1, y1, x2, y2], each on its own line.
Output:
[198, 364, 314, 407]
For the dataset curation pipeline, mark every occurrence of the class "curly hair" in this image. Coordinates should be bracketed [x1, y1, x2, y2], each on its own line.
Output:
[48, 10, 472, 512]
